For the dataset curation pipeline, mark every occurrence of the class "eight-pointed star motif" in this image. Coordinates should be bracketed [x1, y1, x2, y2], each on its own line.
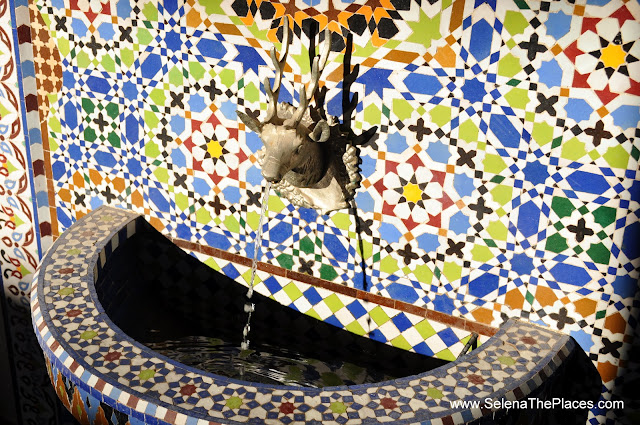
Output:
[191, 123, 239, 177]
[575, 19, 640, 93]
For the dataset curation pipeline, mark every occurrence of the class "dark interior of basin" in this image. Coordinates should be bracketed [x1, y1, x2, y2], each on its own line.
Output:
[95, 221, 448, 388]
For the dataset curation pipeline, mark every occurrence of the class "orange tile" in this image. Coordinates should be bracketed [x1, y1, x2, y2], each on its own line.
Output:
[132, 190, 143, 208]
[573, 298, 597, 317]
[239, 15, 253, 26]
[214, 22, 242, 36]
[373, 212, 382, 221]
[597, 106, 609, 117]
[293, 11, 309, 27]
[112, 177, 125, 192]
[438, 228, 447, 236]
[449, 0, 464, 32]
[455, 200, 465, 208]
[574, 4, 585, 15]
[597, 361, 618, 383]
[505, 288, 524, 310]
[534, 285, 557, 307]
[373, 7, 390, 21]
[372, 31, 386, 47]
[446, 34, 457, 45]
[604, 312, 627, 334]
[325, 64, 345, 83]
[404, 232, 414, 241]
[446, 164, 455, 173]
[551, 44, 562, 56]
[149, 217, 165, 232]
[186, 9, 203, 27]
[355, 5, 373, 21]
[434, 45, 456, 68]
[560, 87, 570, 97]
[247, 38, 262, 49]
[384, 50, 420, 64]
[362, 57, 379, 68]
[89, 169, 102, 185]
[471, 307, 494, 324]
[72, 171, 84, 188]
[377, 151, 386, 160]
[59, 188, 71, 203]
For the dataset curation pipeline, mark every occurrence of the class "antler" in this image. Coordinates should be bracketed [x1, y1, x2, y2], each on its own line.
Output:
[286, 27, 331, 128]
[264, 16, 291, 123]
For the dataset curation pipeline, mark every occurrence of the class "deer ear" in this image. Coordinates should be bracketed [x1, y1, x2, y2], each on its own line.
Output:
[237, 111, 262, 134]
[309, 120, 330, 143]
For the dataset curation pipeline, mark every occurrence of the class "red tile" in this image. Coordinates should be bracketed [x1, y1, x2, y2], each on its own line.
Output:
[163, 410, 177, 424]
[126, 394, 139, 409]
[394, 301, 426, 317]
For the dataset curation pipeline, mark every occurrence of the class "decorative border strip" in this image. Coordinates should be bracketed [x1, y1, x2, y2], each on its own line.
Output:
[11, 0, 51, 251]
[171, 237, 499, 338]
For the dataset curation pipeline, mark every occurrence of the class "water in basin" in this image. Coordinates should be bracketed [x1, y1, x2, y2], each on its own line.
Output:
[95, 220, 448, 388]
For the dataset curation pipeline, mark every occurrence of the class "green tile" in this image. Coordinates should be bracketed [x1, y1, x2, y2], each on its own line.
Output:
[283, 282, 303, 301]
[414, 319, 436, 339]
[324, 293, 344, 313]
[369, 306, 390, 326]
[391, 334, 412, 351]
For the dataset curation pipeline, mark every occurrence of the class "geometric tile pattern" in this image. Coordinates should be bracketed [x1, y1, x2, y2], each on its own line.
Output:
[16, 1, 640, 423]
[32, 206, 578, 424]
[190, 250, 483, 362]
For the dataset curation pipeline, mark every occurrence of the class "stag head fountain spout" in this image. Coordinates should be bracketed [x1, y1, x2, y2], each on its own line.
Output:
[237, 17, 363, 215]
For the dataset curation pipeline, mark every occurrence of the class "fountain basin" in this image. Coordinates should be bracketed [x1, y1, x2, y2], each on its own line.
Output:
[31, 206, 597, 424]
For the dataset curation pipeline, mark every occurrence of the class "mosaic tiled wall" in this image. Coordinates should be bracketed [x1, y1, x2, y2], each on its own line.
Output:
[12, 0, 640, 423]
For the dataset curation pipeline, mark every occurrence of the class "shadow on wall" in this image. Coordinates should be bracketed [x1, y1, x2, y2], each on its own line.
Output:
[0, 294, 77, 425]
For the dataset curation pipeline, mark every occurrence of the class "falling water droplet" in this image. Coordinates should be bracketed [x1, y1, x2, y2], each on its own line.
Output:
[240, 181, 271, 352]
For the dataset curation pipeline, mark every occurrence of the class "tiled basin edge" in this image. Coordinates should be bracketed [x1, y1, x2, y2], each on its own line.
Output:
[31, 206, 588, 425]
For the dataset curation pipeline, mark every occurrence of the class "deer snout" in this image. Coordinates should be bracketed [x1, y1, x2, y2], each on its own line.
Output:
[263, 173, 281, 183]
[262, 157, 284, 183]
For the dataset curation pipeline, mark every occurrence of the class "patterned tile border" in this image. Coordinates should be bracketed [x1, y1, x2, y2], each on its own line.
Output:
[32, 205, 578, 424]
[171, 237, 499, 339]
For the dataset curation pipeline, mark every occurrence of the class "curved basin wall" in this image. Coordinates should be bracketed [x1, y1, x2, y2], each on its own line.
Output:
[32, 206, 600, 425]
[95, 217, 448, 384]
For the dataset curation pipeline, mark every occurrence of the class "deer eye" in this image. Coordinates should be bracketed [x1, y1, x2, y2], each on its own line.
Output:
[294, 145, 303, 155]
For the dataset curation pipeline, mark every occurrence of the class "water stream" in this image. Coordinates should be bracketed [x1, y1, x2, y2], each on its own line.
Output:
[241, 181, 271, 351]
